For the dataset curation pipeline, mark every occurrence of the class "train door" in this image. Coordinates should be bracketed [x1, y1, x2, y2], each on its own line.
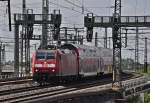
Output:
[100, 58, 104, 74]
[52, 51, 62, 82]
[97, 58, 101, 74]
[58, 53, 62, 77]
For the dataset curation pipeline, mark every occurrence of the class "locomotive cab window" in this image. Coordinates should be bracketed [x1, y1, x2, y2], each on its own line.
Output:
[36, 52, 55, 60]
[36, 52, 45, 60]
[46, 53, 55, 59]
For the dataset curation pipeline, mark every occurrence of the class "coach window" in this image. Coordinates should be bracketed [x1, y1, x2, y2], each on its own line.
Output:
[83, 49, 86, 56]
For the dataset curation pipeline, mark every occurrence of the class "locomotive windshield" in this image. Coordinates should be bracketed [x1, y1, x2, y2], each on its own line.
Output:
[46, 53, 55, 59]
[36, 52, 45, 60]
[36, 52, 55, 60]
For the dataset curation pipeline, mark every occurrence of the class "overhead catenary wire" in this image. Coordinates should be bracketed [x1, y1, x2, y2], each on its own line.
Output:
[64, 0, 98, 15]
[0, 0, 150, 62]
[49, 1, 84, 14]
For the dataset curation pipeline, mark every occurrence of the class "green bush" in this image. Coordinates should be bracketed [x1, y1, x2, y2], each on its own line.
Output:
[145, 93, 150, 103]
[144, 66, 150, 103]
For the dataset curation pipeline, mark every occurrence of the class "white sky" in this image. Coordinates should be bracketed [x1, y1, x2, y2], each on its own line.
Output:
[0, 0, 150, 63]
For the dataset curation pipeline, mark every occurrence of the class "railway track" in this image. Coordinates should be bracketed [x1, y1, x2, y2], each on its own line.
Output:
[0, 76, 32, 82]
[0, 76, 32, 86]
[0, 72, 141, 103]
[0, 76, 34, 97]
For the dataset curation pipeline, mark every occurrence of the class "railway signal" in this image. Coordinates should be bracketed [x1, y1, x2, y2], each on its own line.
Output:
[52, 10, 61, 41]
[85, 13, 94, 42]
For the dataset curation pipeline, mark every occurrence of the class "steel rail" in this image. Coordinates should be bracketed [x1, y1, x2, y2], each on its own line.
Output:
[0, 72, 138, 103]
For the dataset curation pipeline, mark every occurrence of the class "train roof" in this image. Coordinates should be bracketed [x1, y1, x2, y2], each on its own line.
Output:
[36, 49, 56, 53]
[61, 43, 96, 50]
[61, 43, 112, 51]
[61, 44, 112, 57]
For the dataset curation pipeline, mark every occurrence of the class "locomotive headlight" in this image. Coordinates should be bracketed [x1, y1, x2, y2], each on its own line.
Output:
[48, 64, 56, 68]
[35, 64, 42, 68]
[52, 69, 55, 72]
[35, 69, 38, 72]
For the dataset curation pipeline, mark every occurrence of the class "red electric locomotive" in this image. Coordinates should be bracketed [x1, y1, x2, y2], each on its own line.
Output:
[32, 44, 113, 84]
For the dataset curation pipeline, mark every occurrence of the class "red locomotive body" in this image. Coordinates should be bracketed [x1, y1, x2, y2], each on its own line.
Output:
[32, 47, 78, 83]
[32, 44, 113, 83]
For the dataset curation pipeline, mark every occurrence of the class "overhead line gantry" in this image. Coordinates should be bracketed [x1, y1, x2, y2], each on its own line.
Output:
[84, 0, 150, 91]
[14, 11, 62, 76]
